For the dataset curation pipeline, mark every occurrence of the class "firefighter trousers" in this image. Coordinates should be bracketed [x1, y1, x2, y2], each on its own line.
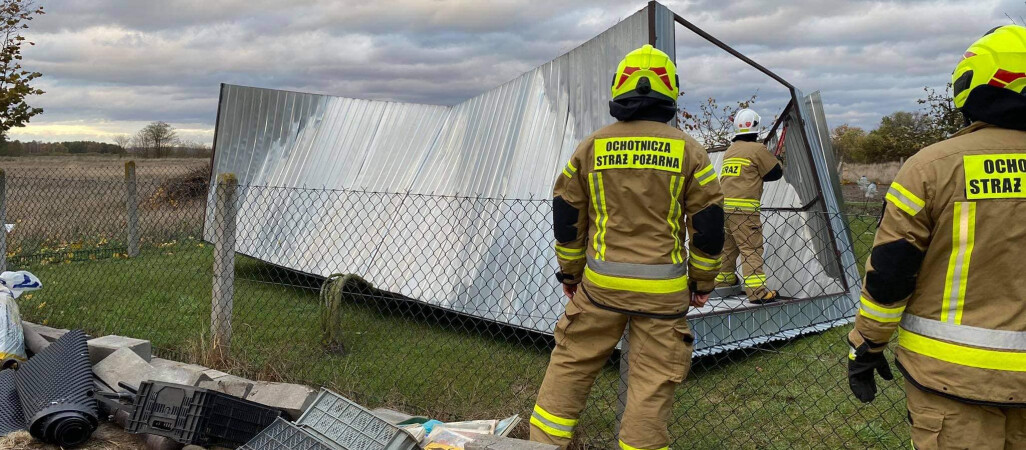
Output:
[721, 211, 769, 299]
[906, 380, 1026, 449]
[530, 288, 693, 450]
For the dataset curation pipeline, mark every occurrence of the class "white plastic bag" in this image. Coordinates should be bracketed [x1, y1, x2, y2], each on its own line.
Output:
[0, 271, 41, 363]
[0, 271, 42, 298]
[1, 290, 25, 362]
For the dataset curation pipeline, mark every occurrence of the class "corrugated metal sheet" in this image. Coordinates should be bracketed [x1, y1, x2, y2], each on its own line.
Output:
[798, 90, 862, 304]
[206, 3, 856, 350]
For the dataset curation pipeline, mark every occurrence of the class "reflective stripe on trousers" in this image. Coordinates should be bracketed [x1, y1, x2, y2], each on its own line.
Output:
[743, 273, 766, 288]
[530, 404, 576, 439]
[620, 440, 669, 450]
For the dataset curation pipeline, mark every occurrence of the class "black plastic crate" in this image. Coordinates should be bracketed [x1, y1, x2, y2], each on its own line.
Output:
[126, 381, 285, 447]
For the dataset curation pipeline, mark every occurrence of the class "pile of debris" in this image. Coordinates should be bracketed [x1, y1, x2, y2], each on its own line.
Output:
[2, 323, 554, 450]
[0, 273, 553, 449]
[143, 165, 211, 210]
[1, 321, 316, 449]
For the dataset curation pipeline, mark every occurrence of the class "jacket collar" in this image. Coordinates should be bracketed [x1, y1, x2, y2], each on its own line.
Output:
[951, 121, 993, 138]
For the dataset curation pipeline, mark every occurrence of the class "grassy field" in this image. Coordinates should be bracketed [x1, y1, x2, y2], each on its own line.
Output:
[14, 219, 904, 449]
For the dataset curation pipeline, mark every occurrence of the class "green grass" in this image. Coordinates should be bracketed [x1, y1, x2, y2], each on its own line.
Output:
[15, 237, 907, 449]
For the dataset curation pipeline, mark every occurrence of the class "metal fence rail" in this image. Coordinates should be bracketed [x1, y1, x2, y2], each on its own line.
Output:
[2, 165, 904, 449]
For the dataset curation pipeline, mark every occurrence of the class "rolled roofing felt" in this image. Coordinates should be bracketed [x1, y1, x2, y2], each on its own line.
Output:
[13, 329, 97, 447]
[0, 369, 25, 435]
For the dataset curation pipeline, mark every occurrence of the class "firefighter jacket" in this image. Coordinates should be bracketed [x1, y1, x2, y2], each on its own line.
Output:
[553, 120, 725, 317]
[850, 122, 1026, 406]
[720, 140, 783, 212]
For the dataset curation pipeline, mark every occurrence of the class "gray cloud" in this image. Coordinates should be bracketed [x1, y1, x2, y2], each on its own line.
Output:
[10, 0, 1016, 143]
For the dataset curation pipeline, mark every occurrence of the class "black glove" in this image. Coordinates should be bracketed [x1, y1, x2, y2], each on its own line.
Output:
[688, 279, 712, 296]
[847, 338, 893, 403]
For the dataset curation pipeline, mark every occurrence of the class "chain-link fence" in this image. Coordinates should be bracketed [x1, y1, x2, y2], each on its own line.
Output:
[3, 163, 906, 449]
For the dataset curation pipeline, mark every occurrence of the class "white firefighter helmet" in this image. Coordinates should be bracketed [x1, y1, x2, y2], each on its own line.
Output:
[733, 108, 761, 137]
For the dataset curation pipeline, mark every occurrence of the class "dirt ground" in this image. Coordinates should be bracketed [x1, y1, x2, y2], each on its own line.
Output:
[839, 161, 900, 185]
[0, 424, 146, 450]
[0, 156, 210, 258]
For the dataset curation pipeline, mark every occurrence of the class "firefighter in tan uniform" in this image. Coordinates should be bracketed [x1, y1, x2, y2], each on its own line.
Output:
[716, 109, 783, 303]
[530, 45, 724, 450]
[846, 25, 1026, 449]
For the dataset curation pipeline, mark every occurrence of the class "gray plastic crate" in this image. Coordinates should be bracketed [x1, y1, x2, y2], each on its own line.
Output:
[296, 389, 418, 450]
[241, 418, 333, 450]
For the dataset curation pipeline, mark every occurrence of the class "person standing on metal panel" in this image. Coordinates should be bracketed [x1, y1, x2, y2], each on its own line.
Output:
[846, 25, 1026, 449]
[715, 108, 783, 304]
[529, 44, 724, 450]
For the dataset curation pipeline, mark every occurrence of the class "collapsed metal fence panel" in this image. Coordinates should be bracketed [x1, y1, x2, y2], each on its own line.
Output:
[204, 2, 857, 355]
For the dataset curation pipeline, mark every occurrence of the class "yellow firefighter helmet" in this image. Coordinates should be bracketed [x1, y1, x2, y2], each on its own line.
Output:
[952, 25, 1026, 110]
[611, 44, 679, 102]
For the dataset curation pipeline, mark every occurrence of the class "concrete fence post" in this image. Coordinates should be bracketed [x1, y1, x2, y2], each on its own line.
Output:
[124, 162, 140, 258]
[0, 169, 7, 272]
[211, 173, 238, 352]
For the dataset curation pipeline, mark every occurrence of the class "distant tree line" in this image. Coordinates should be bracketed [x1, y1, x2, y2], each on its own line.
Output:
[0, 120, 211, 158]
[832, 84, 963, 163]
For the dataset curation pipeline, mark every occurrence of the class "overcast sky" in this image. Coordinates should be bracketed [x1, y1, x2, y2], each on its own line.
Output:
[9, 0, 1025, 144]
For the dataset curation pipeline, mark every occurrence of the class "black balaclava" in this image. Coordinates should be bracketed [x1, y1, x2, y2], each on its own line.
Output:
[732, 134, 758, 142]
[609, 96, 677, 123]
[961, 85, 1026, 132]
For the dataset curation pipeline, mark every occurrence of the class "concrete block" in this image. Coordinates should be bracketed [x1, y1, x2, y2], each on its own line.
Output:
[244, 381, 316, 420]
[202, 368, 230, 379]
[94, 349, 211, 392]
[87, 335, 151, 365]
[465, 435, 559, 450]
[93, 347, 154, 392]
[198, 374, 254, 398]
[21, 321, 69, 342]
[149, 358, 210, 385]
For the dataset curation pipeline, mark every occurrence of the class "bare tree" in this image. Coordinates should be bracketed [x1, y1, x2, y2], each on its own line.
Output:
[112, 134, 130, 148]
[0, 0, 44, 143]
[136, 121, 178, 158]
[677, 91, 758, 149]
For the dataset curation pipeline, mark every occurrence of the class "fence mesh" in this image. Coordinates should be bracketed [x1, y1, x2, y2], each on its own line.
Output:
[4, 164, 907, 449]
